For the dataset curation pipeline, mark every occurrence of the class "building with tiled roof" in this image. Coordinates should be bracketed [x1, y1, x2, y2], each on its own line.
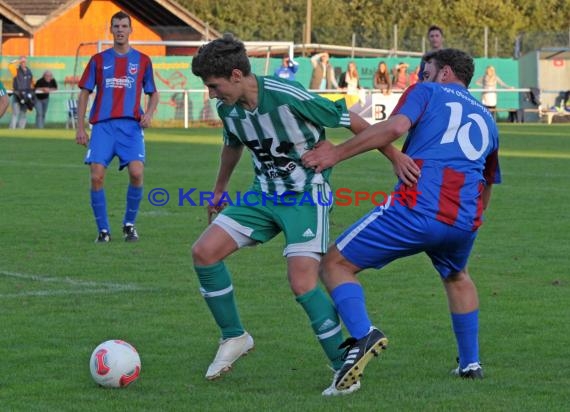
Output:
[0, 0, 221, 57]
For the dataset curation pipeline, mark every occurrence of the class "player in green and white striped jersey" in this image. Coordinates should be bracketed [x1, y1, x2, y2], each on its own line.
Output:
[217, 74, 347, 195]
[190, 33, 419, 395]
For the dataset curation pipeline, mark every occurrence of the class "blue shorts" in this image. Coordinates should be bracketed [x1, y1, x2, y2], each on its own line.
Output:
[84, 118, 145, 170]
[336, 202, 477, 278]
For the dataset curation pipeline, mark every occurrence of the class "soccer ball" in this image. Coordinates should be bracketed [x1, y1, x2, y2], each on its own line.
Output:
[89, 340, 141, 388]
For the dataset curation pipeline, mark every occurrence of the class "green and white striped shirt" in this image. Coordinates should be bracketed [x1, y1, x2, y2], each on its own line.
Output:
[0, 81, 6, 96]
[218, 76, 351, 194]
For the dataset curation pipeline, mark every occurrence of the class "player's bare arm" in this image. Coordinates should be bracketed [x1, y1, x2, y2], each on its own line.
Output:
[75, 88, 91, 146]
[207, 144, 244, 218]
[140, 91, 160, 128]
[348, 112, 419, 186]
[481, 184, 493, 210]
[303, 114, 411, 173]
[380, 145, 420, 187]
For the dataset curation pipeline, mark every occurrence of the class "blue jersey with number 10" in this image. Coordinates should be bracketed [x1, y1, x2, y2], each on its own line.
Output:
[79, 48, 156, 124]
[391, 82, 501, 232]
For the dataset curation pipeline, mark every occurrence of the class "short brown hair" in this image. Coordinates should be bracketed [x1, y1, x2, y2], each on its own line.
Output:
[111, 11, 132, 28]
[426, 48, 474, 87]
[428, 25, 443, 36]
[192, 33, 251, 80]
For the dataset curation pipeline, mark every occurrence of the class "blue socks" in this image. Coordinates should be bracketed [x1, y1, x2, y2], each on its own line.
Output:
[330, 282, 372, 340]
[332, 283, 480, 369]
[90, 189, 109, 233]
[91, 184, 142, 233]
[123, 184, 143, 225]
[451, 310, 479, 368]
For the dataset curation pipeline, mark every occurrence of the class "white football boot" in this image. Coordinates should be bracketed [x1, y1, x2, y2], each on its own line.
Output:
[205, 332, 254, 380]
[322, 369, 361, 396]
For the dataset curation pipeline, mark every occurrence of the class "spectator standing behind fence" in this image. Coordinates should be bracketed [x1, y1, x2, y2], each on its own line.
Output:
[309, 52, 338, 91]
[419, 25, 445, 82]
[34, 70, 58, 129]
[9, 56, 34, 129]
[373, 61, 392, 95]
[338, 61, 362, 107]
[476, 66, 512, 115]
[0, 81, 10, 118]
[274, 55, 299, 81]
[392, 62, 409, 91]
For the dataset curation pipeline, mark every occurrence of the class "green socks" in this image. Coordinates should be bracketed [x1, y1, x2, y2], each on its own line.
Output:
[195, 264, 345, 369]
[296, 287, 345, 370]
[194, 262, 244, 339]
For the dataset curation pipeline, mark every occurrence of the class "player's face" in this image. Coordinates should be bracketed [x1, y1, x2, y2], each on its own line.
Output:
[424, 62, 453, 84]
[422, 61, 439, 82]
[111, 18, 132, 46]
[203, 75, 241, 105]
[428, 30, 443, 49]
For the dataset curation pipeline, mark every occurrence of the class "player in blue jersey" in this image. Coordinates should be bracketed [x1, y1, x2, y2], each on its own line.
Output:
[75, 10, 159, 243]
[303, 48, 501, 392]
[190, 33, 420, 396]
[274, 55, 299, 80]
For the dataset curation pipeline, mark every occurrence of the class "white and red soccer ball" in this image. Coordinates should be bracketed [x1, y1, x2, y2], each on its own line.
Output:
[89, 340, 141, 388]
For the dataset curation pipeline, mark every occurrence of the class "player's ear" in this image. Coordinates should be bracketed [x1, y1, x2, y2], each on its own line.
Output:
[442, 65, 453, 81]
[230, 68, 243, 82]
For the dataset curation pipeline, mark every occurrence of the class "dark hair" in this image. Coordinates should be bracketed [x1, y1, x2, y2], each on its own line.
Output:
[111, 11, 131, 27]
[374, 61, 390, 83]
[428, 25, 443, 36]
[192, 33, 251, 79]
[425, 48, 474, 86]
[422, 50, 437, 63]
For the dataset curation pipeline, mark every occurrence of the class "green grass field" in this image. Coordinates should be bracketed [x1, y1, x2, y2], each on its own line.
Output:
[0, 124, 569, 411]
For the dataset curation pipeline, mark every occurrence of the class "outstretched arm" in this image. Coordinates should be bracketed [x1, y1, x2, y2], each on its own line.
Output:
[302, 114, 411, 172]
[496, 76, 510, 88]
[348, 112, 419, 185]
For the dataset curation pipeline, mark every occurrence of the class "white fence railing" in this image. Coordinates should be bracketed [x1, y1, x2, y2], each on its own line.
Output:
[3, 87, 566, 128]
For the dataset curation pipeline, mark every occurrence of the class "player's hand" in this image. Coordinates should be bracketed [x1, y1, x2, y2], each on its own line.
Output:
[76, 129, 89, 147]
[207, 203, 228, 224]
[391, 151, 421, 187]
[139, 113, 153, 128]
[301, 141, 339, 173]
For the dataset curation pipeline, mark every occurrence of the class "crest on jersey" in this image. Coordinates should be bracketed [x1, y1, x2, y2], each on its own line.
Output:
[128, 63, 138, 75]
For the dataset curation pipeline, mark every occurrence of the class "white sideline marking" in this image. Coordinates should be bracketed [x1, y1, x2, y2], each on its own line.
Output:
[0, 160, 83, 169]
[0, 270, 149, 298]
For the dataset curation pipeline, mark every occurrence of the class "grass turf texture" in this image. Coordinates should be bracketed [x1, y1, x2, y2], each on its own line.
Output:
[0, 124, 568, 411]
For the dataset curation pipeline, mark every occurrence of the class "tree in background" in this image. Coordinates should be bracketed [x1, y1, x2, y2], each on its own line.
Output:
[180, 0, 570, 57]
